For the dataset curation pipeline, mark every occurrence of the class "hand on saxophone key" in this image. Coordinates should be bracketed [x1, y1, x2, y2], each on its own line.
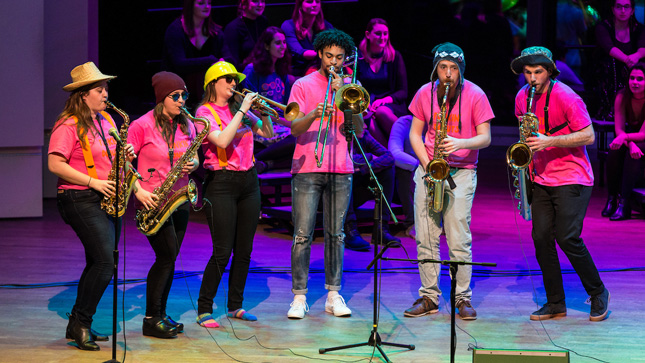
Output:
[134, 187, 159, 211]
[182, 158, 199, 174]
[526, 132, 552, 152]
[440, 135, 463, 155]
[91, 179, 116, 198]
[125, 143, 137, 161]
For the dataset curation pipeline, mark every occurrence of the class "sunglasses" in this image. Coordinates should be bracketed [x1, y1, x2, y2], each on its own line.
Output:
[168, 92, 189, 102]
[218, 75, 238, 84]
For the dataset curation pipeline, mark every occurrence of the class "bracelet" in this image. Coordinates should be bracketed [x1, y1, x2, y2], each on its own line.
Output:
[87, 176, 92, 187]
[237, 110, 246, 117]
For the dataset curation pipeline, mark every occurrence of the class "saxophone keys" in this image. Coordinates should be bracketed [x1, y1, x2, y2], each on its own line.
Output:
[514, 189, 521, 199]
[513, 178, 520, 188]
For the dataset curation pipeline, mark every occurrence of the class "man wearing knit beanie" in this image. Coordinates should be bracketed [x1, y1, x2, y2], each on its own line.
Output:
[405, 42, 494, 320]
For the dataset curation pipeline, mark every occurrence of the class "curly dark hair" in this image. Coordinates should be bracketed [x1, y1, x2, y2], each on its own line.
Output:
[313, 28, 355, 55]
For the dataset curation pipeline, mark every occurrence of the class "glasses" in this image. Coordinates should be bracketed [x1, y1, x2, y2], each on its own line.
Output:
[168, 92, 189, 102]
[615, 4, 632, 10]
[218, 75, 238, 84]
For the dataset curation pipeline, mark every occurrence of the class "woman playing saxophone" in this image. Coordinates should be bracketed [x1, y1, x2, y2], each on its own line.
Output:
[128, 72, 199, 339]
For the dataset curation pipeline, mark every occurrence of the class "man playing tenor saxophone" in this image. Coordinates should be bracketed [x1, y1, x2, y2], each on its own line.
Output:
[406, 42, 493, 320]
[511, 46, 609, 322]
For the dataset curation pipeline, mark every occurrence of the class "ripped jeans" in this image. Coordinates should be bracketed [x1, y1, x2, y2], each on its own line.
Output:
[291, 172, 352, 295]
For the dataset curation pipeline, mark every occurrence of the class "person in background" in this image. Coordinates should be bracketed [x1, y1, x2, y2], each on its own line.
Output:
[129, 72, 199, 339]
[162, 0, 232, 109]
[602, 63, 645, 220]
[357, 18, 408, 146]
[281, 0, 333, 77]
[224, 0, 269, 68]
[49, 62, 133, 351]
[194, 61, 273, 328]
[241, 26, 296, 173]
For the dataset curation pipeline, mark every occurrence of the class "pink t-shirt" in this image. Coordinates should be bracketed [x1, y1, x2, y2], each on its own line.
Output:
[196, 102, 255, 171]
[409, 80, 494, 169]
[128, 110, 196, 195]
[288, 71, 353, 174]
[514, 81, 594, 187]
[48, 114, 117, 190]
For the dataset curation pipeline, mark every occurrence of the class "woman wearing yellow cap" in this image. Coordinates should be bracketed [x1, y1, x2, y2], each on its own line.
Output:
[194, 61, 273, 327]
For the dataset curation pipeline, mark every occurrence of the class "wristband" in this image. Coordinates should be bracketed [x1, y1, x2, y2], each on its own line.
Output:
[237, 110, 246, 117]
[87, 177, 92, 187]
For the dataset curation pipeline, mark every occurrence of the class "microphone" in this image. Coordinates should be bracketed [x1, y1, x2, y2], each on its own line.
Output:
[108, 128, 124, 147]
[343, 109, 354, 149]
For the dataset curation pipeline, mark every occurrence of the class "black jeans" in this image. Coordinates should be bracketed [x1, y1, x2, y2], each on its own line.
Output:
[531, 184, 605, 303]
[56, 189, 120, 327]
[345, 165, 396, 226]
[145, 202, 190, 317]
[198, 168, 260, 314]
[606, 142, 645, 199]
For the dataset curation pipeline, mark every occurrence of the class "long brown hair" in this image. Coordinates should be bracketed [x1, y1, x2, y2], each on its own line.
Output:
[292, 0, 326, 40]
[53, 83, 100, 149]
[182, 0, 222, 38]
[242, 26, 292, 76]
[153, 103, 190, 143]
[359, 18, 395, 64]
[618, 62, 645, 127]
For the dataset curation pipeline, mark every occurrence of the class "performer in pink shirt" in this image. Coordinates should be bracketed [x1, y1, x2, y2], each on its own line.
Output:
[48, 62, 134, 351]
[194, 61, 273, 328]
[511, 46, 609, 322]
[129, 71, 199, 339]
[286, 29, 361, 319]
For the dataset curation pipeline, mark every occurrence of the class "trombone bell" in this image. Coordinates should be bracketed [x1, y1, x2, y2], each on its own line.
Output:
[334, 84, 370, 114]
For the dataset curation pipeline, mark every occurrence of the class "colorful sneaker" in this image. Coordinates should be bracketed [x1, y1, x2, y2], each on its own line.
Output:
[589, 288, 610, 321]
[404, 296, 438, 317]
[530, 302, 567, 321]
[287, 298, 309, 319]
[456, 299, 477, 320]
[325, 294, 352, 317]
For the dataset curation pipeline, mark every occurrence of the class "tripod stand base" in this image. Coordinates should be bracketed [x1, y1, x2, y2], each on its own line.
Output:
[319, 331, 414, 363]
[103, 360, 120, 363]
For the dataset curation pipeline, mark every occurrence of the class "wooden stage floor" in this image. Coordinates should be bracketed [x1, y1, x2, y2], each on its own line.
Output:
[1, 147, 643, 362]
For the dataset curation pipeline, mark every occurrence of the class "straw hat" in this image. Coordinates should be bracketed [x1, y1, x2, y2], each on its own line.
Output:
[203, 61, 246, 90]
[63, 62, 116, 92]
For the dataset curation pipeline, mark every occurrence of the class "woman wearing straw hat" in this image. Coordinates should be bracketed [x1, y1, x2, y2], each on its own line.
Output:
[48, 62, 134, 350]
[194, 61, 273, 328]
[129, 71, 199, 338]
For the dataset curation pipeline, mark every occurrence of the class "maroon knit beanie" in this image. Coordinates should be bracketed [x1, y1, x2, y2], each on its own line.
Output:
[152, 71, 186, 104]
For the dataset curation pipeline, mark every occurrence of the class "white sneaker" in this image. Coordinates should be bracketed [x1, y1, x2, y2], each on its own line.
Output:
[287, 299, 309, 319]
[325, 295, 352, 317]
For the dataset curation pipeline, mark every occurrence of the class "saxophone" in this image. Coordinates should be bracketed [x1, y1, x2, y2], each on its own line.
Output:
[506, 85, 538, 221]
[100, 101, 142, 217]
[426, 82, 451, 213]
[135, 107, 211, 236]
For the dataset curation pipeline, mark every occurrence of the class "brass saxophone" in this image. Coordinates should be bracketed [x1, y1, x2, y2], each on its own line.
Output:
[426, 82, 451, 213]
[100, 101, 142, 217]
[506, 85, 538, 221]
[135, 107, 211, 236]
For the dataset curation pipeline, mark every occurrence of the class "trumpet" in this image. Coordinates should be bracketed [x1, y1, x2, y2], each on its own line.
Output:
[232, 88, 300, 122]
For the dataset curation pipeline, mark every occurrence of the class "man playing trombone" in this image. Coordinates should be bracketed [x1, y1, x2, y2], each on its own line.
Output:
[406, 43, 493, 320]
[286, 29, 361, 319]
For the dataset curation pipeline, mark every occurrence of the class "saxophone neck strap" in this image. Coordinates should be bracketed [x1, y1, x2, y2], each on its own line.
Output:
[542, 80, 567, 135]
[203, 103, 229, 167]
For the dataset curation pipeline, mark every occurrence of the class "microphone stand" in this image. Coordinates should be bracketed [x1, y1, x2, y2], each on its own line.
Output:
[319, 110, 415, 362]
[105, 137, 121, 363]
[385, 257, 497, 363]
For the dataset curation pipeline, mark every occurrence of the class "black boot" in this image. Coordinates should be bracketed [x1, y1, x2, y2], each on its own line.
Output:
[374, 225, 402, 248]
[344, 221, 370, 251]
[66, 313, 100, 351]
[142, 316, 178, 339]
[610, 198, 631, 221]
[163, 315, 184, 333]
[65, 313, 109, 341]
[601, 195, 618, 217]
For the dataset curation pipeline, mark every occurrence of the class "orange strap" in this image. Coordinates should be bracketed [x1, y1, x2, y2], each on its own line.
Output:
[204, 104, 229, 167]
[72, 113, 117, 179]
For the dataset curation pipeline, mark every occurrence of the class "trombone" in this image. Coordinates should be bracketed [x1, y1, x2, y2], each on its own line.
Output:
[314, 47, 370, 168]
[232, 88, 300, 121]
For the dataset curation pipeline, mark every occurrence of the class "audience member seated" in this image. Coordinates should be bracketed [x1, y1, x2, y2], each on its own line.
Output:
[224, 0, 269, 68]
[357, 18, 409, 146]
[594, 0, 645, 120]
[162, 0, 232, 110]
[602, 63, 645, 220]
[344, 128, 401, 252]
[241, 26, 296, 173]
[388, 115, 424, 238]
[281, 0, 333, 77]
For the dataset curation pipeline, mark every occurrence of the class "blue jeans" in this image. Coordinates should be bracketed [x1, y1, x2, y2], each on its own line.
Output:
[56, 189, 120, 327]
[198, 168, 260, 313]
[291, 173, 352, 294]
[413, 166, 477, 304]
